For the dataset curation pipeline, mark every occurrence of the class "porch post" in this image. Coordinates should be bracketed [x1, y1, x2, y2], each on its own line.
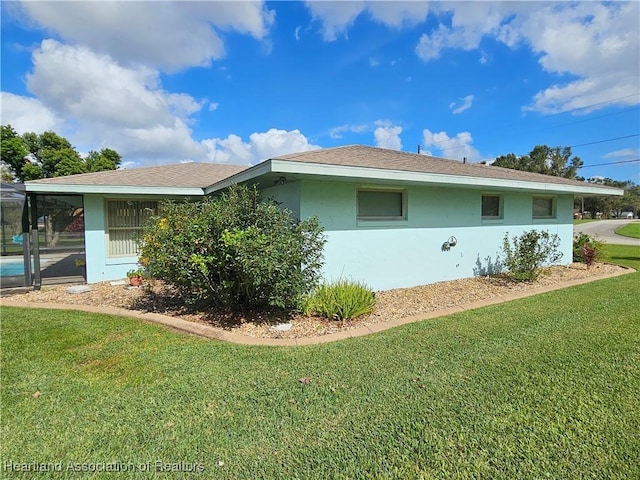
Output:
[21, 197, 32, 286]
[30, 193, 41, 290]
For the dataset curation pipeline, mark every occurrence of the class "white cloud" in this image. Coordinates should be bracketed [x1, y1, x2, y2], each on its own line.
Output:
[414, 2, 639, 114]
[14, 39, 206, 162]
[202, 128, 321, 165]
[0, 91, 62, 133]
[330, 123, 368, 139]
[415, 3, 513, 61]
[306, 0, 429, 41]
[16, 1, 275, 72]
[374, 121, 402, 150]
[366, 1, 431, 28]
[27, 40, 202, 129]
[449, 94, 474, 114]
[422, 129, 480, 162]
[604, 148, 639, 159]
[519, 2, 640, 113]
[305, 1, 365, 41]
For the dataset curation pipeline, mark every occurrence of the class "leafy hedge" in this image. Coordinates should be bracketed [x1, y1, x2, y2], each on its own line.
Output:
[138, 184, 326, 310]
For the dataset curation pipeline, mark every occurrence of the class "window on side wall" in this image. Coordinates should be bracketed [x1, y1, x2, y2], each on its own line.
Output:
[532, 196, 555, 219]
[357, 189, 405, 220]
[481, 194, 502, 219]
[106, 200, 158, 256]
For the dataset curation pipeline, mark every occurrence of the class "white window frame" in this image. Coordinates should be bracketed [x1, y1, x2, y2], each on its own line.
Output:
[481, 194, 503, 220]
[532, 196, 556, 219]
[105, 200, 158, 257]
[357, 189, 406, 221]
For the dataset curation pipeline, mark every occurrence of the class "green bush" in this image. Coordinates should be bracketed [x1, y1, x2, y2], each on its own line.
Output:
[573, 232, 604, 264]
[138, 184, 326, 310]
[303, 279, 376, 321]
[501, 230, 563, 282]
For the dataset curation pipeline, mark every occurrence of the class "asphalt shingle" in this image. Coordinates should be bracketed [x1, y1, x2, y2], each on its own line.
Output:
[27, 163, 249, 188]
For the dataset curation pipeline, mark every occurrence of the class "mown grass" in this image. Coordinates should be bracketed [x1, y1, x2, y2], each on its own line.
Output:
[573, 218, 599, 224]
[1, 247, 639, 479]
[615, 221, 640, 239]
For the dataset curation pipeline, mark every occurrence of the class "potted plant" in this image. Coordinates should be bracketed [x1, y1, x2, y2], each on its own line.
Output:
[127, 268, 145, 286]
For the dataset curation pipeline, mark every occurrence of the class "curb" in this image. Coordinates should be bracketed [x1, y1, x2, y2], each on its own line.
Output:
[1, 267, 634, 346]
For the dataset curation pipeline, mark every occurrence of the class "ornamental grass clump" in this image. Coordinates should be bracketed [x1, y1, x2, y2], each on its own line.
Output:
[138, 184, 326, 311]
[303, 279, 376, 321]
[501, 229, 563, 282]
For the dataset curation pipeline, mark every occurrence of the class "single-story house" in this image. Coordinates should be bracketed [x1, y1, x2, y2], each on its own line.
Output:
[24, 145, 623, 290]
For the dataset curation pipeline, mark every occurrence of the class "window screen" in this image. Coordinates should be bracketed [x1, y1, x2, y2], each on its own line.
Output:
[532, 197, 555, 218]
[106, 200, 157, 256]
[481, 195, 502, 219]
[357, 190, 404, 219]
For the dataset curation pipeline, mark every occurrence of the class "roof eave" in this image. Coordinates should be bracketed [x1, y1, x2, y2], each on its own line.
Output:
[24, 183, 206, 196]
[204, 160, 273, 194]
[206, 160, 624, 196]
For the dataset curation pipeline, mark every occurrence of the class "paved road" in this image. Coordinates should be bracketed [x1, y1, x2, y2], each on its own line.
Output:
[574, 219, 640, 247]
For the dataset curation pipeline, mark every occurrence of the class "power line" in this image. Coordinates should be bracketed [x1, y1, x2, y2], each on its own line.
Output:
[423, 92, 640, 149]
[570, 134, 640, 149]
[579, 158, 640, 169]
[546, 92, 640, 117]
[505, 134, 640, 158]
[522, 106, 640, 136]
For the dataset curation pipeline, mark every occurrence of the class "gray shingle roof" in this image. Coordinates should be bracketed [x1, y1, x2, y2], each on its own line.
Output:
[27, 163, 248, 188]
[275, 145, 609, 189]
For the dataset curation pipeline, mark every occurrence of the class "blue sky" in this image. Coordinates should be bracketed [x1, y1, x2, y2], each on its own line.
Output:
[1, 1, 639, 182]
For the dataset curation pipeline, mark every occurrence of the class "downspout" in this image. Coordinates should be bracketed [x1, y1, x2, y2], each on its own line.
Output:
[30, 193, 41, 290]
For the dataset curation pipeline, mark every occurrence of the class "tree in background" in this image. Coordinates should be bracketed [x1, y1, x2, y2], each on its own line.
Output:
[494, 145, 583, 179]
[86, 148, 122, 172]
[0, 124, 123, 246]
[0, 125, 29, 181]
[0, 124, 121, 182]
[575, 179, 639, 219]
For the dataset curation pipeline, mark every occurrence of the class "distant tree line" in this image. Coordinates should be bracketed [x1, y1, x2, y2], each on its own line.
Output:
[0, 124, 121, 182]
[493, 144, 638, 219]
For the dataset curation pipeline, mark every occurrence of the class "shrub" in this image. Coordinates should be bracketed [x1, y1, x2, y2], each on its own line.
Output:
[581, 243, 598, 269]
[138, 184, 326, 310]
[302, 279, 376, 321]
[573, 232, 603, 265]
[501, 230, 563, 282]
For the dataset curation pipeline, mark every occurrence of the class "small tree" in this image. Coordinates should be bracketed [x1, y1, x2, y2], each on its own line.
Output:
[139, 184, 326, 311]
[501, 230, 563, 282]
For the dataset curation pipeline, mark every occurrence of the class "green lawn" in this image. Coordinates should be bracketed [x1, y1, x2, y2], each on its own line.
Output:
[573, 218, 599, 224]
[1, 246, 639, 479]
[615, 221, 640, 239]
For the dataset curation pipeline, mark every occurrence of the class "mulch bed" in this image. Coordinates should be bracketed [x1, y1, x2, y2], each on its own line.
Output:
[2, 262, 629, 339]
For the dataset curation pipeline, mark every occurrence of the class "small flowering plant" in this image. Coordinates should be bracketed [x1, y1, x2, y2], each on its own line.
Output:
[127, 267, 145, 286]
[127, 267, 145, 278]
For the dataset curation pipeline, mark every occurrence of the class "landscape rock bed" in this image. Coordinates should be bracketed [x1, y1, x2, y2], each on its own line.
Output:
[3, 263, 628, 339]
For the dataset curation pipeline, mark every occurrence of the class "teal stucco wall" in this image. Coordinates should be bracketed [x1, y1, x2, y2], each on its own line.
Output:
[296, 180, 574, 291]
[83, 194, 178, 283]
[82, 181, 574, 291]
